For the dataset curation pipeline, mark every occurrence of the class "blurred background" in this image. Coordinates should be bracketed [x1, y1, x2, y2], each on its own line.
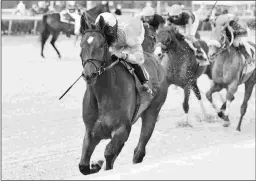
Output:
[1, 1, 255, 35]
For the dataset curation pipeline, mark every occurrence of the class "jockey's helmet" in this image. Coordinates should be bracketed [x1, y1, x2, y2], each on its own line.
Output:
[168, 4, 182, 16]
[95, 12, 117, 27]
[142, 7, 155, 17]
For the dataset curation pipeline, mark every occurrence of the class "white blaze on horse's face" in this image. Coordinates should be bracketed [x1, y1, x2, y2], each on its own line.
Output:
[154, 45, 162, 57]
[87, 36, 94, 44]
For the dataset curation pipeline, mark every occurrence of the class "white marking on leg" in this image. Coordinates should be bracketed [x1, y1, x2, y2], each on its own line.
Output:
[219, 92, 225, 103]
[212, 102, 220, 113]
[225, 100, 231, 116]
[199, 99, 207, 121]
[87, 36, 94, 44]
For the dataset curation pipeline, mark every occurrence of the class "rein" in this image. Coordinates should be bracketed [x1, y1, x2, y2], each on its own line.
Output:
[210, 25, 234, 61]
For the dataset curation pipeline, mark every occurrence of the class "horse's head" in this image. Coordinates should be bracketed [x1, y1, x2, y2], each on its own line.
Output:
[142, 24, 156, 53]
[154, 26, 182, 58]
[80, 15, 118, 85]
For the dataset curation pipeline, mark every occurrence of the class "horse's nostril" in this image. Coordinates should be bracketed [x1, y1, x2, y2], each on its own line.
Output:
[85, 75, 90, 81]
[158, 53, 162, 57]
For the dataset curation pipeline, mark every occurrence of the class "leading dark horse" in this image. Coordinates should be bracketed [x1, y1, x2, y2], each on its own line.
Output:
[40, 3, 110, 58]
[78, 16, 168, 175]
[154, 26, 209, 125]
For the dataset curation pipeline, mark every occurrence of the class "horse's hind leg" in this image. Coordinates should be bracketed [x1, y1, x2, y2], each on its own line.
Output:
[41, 29, 50, 58]
[237, 76, 255, 131]
[191, 81, 207, 121]
[133, 108, 161, 164]
[104, 124, 131, 170]
[51, 32, 61, 58]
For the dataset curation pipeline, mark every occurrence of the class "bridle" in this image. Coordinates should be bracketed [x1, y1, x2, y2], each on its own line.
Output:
[81, 29, 119, 80]
[155, 42, 170, 54]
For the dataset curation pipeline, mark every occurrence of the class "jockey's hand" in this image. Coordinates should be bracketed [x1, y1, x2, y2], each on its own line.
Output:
[143, 23, 150, 28]
[185, 34, 194, 41]
[112, 51, 126, 60]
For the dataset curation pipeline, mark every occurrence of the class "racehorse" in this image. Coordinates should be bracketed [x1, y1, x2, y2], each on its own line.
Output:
[40, 3, 110, 58]
[78, 15, 168, 175]
[206, 26, 255, 131]
[154, 25, 209, 125]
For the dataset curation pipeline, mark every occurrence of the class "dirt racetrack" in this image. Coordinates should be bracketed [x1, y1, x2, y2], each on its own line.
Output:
[2, 33, 255, 180]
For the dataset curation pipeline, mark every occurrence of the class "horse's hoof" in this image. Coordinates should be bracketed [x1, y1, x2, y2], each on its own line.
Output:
[91, 160, 103, 172]
[236, 127, 241, 132]
[222, 120, 230, 127]
[217, 111, 224, 119]
[78, 164, 91, 175]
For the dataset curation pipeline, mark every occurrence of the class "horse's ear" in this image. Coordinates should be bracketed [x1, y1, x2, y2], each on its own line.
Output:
[98, 15, 105, 31]
[80, 14, 89, 34]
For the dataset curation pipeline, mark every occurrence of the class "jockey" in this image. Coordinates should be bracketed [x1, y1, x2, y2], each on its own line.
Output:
[209, 14, 254, 64]
[167, 4, 209, 66]
[95, 12, 153, 94]
[141, 6, 166, 32]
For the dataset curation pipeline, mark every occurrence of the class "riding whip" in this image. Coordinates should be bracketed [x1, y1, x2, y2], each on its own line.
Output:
[204, 1, 218, 21]
[59, 74, 83, 100]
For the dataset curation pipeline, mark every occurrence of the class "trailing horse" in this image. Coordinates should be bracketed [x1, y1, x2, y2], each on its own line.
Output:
[78, 16, 168, 175]
[206, 26, 255, 131]
[154, 26, 209, 125]
[40, 3, 110, 58]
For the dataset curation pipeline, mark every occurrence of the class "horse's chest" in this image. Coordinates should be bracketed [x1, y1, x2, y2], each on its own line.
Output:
[212, 61, 240, 84]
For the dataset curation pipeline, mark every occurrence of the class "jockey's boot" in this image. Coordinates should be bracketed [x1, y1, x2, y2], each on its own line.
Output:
[239, 45, 253, 64]
[193, 40, 210, 66]
[132, 64, 153, 95]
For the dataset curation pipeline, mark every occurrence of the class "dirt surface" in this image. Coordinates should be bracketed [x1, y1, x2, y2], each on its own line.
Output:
[2, 33, 255, 180]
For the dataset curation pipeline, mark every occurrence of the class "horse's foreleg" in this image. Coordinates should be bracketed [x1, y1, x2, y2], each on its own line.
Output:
[79, 129, 101, 175]
[237, 76, 255, 131]
[50, 32, 61, 58]
[79, 92, 100, 175]
[182, 86, 192, 127]
[221, 81, 239, 127]
[206, 83, 223, 115]
[191, 82, 207, 121]
[104, 124, 131, 170]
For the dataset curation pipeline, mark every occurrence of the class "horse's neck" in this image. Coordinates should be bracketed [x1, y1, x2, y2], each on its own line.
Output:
[92, 63, 133, 105]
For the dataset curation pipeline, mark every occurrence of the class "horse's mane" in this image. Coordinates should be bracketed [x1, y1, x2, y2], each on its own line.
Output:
[95, 16, 119, 47]
[158, 26, 185, 51]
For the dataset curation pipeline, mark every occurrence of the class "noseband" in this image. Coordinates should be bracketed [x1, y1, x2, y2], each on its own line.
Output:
[155, 42, 169, 54]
